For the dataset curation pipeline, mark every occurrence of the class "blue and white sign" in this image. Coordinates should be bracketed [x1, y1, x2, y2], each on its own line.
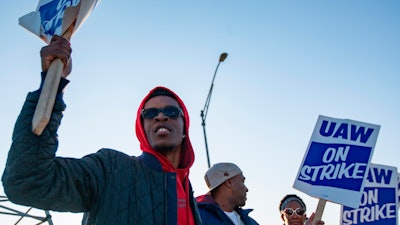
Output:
[38, 0, 80, 40]
[341, 164, 398, 225]
[293, 115, 380, 208]
[19, 0, 100, 43]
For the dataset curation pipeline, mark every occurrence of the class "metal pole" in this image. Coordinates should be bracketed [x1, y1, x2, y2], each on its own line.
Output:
[200, 111, 211, 168]
[201, 53, 228, 168]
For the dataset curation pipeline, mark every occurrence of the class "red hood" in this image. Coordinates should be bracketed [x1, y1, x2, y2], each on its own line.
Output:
[135, 86, 194, 172]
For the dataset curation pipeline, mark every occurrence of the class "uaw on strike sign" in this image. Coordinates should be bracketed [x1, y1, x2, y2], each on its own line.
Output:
[293, 115, 380, 208]
[341, 163, 398, 225]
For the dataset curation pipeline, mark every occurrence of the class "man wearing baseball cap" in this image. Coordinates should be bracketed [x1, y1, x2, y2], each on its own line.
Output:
[196, 163, 259, 225]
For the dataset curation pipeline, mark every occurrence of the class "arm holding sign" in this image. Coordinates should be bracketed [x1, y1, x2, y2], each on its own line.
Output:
[32, 29, 74, 135]
[1, 38, 104, 212]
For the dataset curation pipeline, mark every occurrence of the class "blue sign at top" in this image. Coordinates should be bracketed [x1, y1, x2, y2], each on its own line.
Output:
[38, 0, 79, 37]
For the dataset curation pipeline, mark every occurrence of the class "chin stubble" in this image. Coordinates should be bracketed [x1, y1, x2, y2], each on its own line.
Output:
[154, 145, 175, 154]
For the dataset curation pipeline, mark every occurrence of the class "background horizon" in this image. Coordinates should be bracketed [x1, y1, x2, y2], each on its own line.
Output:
[1, 1, 399, 224]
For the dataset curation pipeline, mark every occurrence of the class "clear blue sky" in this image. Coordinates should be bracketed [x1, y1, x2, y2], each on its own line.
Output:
[1, 1, 399, 224]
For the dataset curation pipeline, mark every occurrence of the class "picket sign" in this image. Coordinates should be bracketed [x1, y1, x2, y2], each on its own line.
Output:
[293, 115, 380, 224]
[340, 164, 398, 225]
[19, 0, 100, 135]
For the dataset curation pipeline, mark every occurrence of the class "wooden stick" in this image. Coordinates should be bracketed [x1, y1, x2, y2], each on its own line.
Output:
[32, 26, 74, 136]
[32, 58, 64, 135]
[312, 198, 327, 225]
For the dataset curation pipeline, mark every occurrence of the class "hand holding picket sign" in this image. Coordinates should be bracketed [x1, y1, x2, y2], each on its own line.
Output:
[19, 0, 100, 135]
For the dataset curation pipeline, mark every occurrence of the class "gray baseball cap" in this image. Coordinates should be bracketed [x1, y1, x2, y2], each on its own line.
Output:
[204, 162, 242, 191]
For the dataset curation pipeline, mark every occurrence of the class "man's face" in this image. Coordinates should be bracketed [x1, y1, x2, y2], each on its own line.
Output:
[142, 95, 185, 154]
[230, 173, 248, 207]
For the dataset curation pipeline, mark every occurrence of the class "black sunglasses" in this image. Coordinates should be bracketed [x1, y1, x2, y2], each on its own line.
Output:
[141, 106, 183, 119]
[282, 208, 305, 217]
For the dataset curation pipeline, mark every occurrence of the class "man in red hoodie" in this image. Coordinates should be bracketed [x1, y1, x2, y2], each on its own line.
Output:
[135, 86, 200, 225]
[2, 36, 202, 225]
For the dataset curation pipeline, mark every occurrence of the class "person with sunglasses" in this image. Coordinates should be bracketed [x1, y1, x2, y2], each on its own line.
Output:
[196, 163, 259, 225]
[279, 194, 325, 225]
[2, 36, 202, 225]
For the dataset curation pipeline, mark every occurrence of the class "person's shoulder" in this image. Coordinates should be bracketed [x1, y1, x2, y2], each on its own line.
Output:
[83, 148, 138, 162]
[196, 194, 215, 203]
[82, 148, 142, 172]
[236, 207, 259, 224]
[97, 148, 140, 159]
[97, 148, 133, 156]
[238, 210, 259, 225]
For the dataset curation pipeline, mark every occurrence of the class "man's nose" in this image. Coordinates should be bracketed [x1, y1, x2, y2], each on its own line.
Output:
[154, 112, 169, 121]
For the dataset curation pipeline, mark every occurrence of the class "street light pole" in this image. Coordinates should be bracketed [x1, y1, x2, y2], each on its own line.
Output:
[200, 52, 228, 168]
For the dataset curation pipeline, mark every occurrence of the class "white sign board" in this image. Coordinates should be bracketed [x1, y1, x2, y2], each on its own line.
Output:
[341, 163, 398, 225]
[293, 115, 380, 208]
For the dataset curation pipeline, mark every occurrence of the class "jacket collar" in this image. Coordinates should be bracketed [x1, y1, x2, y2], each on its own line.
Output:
[138, 152, 163, 171]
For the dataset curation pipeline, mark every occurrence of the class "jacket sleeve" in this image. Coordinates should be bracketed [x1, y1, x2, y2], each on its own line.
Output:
[1, 90, 106, 212]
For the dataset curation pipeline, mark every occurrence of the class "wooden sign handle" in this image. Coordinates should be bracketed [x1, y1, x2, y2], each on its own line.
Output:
[32, 58, 65, 135]
[312, 198, 327, 225]
[32, 25, 74, 136]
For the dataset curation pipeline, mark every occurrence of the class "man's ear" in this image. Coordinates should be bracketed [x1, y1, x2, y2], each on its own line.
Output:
[223, 179, 232, 189]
